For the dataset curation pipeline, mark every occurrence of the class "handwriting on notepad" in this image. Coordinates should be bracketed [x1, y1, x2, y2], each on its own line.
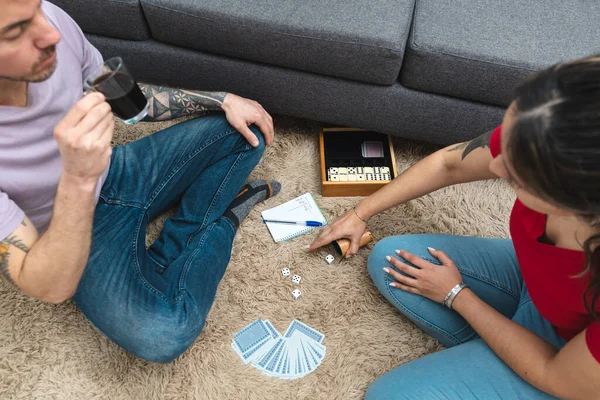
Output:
[261, 193, 327, 242]
[289, 199, 314, 213]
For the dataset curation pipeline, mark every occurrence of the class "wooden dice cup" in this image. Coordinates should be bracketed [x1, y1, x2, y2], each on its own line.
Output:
[332, 231, 374, 256]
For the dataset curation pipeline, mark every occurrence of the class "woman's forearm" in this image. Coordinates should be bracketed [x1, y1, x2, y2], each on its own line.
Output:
[451, 289, 564, 397]
[356, 130, 497, 221]
[356, 148, 456, 220]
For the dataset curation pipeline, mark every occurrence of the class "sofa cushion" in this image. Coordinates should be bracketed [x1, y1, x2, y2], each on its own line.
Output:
[49, 0, 150, 41]
[140, 0, 415, 85]
[400, 0, 600, 106]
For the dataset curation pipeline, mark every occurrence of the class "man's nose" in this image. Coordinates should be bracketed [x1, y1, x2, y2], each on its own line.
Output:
[33, 13, 61, 50]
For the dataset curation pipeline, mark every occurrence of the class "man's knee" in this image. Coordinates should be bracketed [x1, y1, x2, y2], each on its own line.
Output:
[132, 342, 188, 364]
[121, 318, 204, 363]
[247, 124, 266, 154]
[184, 115, 265, 154]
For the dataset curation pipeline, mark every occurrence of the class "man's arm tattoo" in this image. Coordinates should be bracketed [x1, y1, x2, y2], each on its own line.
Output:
[0, 236, 29, 285]
[21, 219, 26, 227]
[0, 243, 14, 285]
[139, 84, 228, 122]
[448, 129, 493, 160]
[3, 235, 30, 253]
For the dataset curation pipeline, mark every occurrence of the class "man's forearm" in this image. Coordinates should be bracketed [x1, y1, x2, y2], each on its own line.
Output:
[139, 84, 228, 122]
[19, 175, 96, 303]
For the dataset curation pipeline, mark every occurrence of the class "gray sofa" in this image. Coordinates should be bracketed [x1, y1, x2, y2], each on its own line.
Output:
[51, 0, 599, 144]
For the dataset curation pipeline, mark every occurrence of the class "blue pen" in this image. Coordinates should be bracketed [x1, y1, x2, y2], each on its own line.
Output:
[263, 219, 323, 227]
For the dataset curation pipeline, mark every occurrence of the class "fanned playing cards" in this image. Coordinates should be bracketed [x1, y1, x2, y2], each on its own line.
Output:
[232, 319, 326, 379]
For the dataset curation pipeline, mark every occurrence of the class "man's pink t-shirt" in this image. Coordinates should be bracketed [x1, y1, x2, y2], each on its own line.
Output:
[0, 1, 108, 238]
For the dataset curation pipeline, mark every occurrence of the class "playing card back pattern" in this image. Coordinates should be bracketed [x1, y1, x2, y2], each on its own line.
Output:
[232, 319, 326, 380]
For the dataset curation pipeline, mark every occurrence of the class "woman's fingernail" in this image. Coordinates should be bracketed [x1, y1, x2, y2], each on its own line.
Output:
[383, 268, 390, 274]
[305, 245, 311, 249]
[385, 256, 391, 262]
[428, 247, 436, 252]
[253, 141, 259, 147]
[390, 282, 397, 287]
[395, 250, 401, 255]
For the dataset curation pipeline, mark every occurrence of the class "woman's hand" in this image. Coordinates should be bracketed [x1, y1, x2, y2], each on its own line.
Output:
[384, 248, 463, 303]
[308, 208, 367, 256]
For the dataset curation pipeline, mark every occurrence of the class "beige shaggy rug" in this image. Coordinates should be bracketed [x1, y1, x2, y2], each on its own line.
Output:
[0, 115, 515, 400]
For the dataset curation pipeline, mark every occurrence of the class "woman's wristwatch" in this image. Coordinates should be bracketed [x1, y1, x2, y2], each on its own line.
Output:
[442, 283, 469, 309]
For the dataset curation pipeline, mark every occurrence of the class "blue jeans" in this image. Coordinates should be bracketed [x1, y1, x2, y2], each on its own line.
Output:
[365, 234, 566, 399]
[72, 115, 265, 363]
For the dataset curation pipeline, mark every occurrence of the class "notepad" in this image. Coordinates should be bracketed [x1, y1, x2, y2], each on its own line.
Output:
[261, 193, 328, 242]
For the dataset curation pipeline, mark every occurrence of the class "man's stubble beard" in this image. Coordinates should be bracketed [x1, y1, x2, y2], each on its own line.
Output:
[28, 59, 57, 82]
[0, 45, 57, 83]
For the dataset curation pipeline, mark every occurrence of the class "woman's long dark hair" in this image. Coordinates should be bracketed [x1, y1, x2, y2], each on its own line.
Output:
[508, 56, 600, 320]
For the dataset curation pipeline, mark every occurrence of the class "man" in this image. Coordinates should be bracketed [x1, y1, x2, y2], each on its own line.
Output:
[0, 0, 281, 363]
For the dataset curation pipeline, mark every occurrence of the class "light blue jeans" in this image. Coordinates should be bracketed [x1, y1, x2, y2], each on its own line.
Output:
[365, 234, 565, 399]
[72, 115, 265, 363]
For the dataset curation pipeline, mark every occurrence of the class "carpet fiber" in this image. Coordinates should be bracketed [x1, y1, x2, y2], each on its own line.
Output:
[0, 116, 514, 399]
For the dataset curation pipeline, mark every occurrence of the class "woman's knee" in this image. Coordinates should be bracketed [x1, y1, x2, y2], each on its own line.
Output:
[365, 367, 419, 400]
[367, 235, 440, 312]
[367, 236, 398, 288]
[367, 235, 433, 287]
[365, 350, 452, 400]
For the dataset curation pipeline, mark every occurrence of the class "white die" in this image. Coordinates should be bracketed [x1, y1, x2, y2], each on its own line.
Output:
[292, 289, 302, 300]
[292, 275, 301, 285]
[281, 268, 291, 278]
[325, 254, 335, 264]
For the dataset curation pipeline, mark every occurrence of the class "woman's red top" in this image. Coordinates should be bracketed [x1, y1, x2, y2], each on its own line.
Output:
[489, 125, 600, 362]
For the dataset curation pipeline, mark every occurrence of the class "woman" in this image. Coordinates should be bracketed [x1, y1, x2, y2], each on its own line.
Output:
[309, 57, 600, 399]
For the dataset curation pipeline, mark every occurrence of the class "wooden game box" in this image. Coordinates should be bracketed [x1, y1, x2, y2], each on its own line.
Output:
[320, 127, 398, 197]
